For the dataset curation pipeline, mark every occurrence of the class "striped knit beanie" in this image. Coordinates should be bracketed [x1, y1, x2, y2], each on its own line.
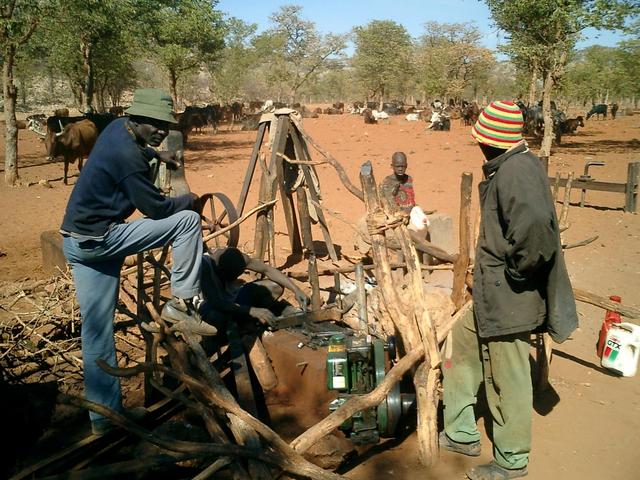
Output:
[471, 101, 524, 149]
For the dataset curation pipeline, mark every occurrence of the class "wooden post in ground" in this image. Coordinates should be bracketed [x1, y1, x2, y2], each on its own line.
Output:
[236, 122, 267, 216]
[295, 186, 321, 311]
[559, 172, 574, 233]
[359, 161, 440, 466]
[553, 171, 561, 202]
[355, 262, 368, 334]
[254, 148, 278, 262]
[273, 116, 302, 256]
[625, 162, 639, 213]
[451, 173, 472, 309]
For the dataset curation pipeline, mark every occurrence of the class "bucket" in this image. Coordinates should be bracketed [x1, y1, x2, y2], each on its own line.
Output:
[600, 322, 640, 377]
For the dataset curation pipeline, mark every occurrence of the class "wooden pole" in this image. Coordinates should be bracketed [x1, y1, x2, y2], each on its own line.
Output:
[451, 172, 472, 309]
[625, 161, 639, 213]
[274, 116, 302, 255]
[355, 262, 368, 334]
[553, 171, 561, 202]
[254, 148, 278, 261]
[236, 122, 267, 216]
[559, 171, 574, 231]
[296, 187, 321, 311]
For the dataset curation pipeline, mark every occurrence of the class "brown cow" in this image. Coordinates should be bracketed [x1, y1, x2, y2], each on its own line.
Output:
[54, 107, 69, 117]
[45, 119, 97, 185]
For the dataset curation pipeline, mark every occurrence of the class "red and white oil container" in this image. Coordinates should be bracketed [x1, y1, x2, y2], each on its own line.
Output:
[598, 296, 640, 377]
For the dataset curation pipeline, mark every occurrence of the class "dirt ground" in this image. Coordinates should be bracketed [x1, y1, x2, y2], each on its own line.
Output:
[1, 108, 639, 479]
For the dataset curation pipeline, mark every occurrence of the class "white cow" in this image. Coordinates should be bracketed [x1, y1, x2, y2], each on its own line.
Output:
[372, 110, 389, 122]
[405, 113, 420, 122]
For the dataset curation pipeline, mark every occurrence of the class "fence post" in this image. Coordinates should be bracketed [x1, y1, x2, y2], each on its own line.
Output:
[625, 162, 639, 213]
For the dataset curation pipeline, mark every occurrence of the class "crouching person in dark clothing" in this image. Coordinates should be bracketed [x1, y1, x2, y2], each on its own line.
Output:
[199, 247, 309, 332]
[61, 88, 216, 436]
[439, 101, 578, 480]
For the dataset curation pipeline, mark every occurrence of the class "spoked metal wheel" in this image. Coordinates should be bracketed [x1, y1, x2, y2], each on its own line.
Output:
[201, 192, 240, 249]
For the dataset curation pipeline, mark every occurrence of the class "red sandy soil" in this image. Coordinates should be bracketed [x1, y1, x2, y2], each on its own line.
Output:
[1, 109, 639, 479]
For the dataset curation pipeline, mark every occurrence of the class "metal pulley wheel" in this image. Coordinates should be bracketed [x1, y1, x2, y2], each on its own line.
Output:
[201, 192, 240, 249]
[373, 338, 402, 437]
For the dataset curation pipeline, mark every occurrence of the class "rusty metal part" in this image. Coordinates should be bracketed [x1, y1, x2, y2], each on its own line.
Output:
[268, 307, 342, 330]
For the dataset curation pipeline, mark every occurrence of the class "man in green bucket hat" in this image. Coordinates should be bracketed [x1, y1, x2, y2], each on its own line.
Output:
[61, 88, 217, 436]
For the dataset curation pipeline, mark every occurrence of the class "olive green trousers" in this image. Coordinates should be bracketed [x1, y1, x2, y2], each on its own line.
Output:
[442, 308, 532, 470]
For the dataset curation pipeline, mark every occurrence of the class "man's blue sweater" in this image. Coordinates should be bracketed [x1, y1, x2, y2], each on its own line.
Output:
[61, 118, 194, 238]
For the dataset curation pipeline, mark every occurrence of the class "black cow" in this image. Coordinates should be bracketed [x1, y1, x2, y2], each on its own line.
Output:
[524, 105, 565, 143]
[611, 103, 619, 119]
[561, 116, 585, 134]
[586, 104, 607, 120]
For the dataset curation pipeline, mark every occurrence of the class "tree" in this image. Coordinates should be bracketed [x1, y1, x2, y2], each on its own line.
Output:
[563, 46, 619, 104]
[35, 0, 160, 111]
[352, 20, 414, 106]
[209, 18, 258, 103]
[1, 0, 41, 185]
[254, 5, 347, 103]
[416, 22, 495, 102]
[485, 0, 638, 156]
[152, 0, 225, 106]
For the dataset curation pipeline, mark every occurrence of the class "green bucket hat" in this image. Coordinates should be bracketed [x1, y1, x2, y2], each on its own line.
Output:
[125, 88, 177, 124]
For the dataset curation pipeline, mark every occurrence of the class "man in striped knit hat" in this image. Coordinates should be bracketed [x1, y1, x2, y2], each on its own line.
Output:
[439, 101, 578, 479]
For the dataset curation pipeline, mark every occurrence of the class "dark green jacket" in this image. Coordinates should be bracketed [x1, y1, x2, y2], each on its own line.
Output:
[473, 143, 578, 342]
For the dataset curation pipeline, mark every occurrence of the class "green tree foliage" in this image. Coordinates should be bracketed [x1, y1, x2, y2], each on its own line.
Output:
[32, 0, 172, 111]
[612, 20, 640, 102]
[209, 17, 257, 103]
[416, 22, 495, 102]
[352, 20, 414, 105]
[35, 0, 151, 111]
[485, 0, 638, 155]
[152, 0, 225, 106]
[564, 39, 640, 106]
[253, 5, 347, 103]
[1, 0, 42, 184]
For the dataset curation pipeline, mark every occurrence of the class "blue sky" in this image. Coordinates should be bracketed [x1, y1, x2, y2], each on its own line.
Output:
[216, 0, 629, 52]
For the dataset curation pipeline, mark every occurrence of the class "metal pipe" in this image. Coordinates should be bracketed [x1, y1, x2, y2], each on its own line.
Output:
[580, 160, 605, 207]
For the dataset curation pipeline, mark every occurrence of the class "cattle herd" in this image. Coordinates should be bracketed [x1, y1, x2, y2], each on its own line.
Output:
[23, 99, 621, 184]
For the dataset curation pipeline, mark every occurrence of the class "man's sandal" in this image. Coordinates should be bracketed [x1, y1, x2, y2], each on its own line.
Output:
[467, 461, 528, 480]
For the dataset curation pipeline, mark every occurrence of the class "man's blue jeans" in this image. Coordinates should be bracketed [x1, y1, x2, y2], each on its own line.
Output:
[63, 210, 202, 424]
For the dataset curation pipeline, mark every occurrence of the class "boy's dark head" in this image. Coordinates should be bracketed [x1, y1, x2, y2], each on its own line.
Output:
[391, 151, 408, 177]
[217, 247, 248, 282]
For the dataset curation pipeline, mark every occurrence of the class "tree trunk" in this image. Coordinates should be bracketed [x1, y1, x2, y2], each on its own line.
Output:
[81, 39, 94, 112]
[169, 70, 178, 108]
[3, 45, 19, 185]
[540, 69, 555, 157]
